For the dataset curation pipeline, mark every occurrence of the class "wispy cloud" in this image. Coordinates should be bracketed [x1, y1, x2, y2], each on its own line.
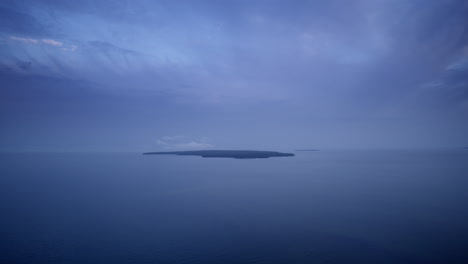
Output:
[8, 36, 76, 51]
[9, 36, 39, 44]
[41, 39, 62, 46]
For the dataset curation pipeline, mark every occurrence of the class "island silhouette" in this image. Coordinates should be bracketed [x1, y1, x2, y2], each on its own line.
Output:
[143, 150, 295, 159]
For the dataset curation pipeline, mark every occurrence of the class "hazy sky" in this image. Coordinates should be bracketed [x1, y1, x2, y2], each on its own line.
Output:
[1, 0, 467, 151]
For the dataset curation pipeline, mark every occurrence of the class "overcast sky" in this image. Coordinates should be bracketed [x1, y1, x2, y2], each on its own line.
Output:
[1, 0, 467, 151]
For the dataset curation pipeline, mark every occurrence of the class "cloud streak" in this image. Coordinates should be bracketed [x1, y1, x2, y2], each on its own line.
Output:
[7, 36, 77, 51]
[8, 36, 39, 44]
[9, 36, 63, 46]
[41, 39, 62, 46]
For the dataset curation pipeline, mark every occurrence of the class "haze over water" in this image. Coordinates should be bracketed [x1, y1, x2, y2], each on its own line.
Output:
[2, 149, 468, 263]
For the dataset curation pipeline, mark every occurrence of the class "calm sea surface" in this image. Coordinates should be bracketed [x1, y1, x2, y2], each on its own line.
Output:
[1, 150, 468, 263]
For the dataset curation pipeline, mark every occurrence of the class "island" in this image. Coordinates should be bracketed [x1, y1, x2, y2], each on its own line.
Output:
[143, 150, 295, 159]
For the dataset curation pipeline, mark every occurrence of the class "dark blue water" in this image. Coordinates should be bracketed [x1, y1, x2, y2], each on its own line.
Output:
[1, 150, 468, 263]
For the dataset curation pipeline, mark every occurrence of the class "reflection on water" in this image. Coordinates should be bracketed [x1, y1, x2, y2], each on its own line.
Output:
[1, 150, 468, 263]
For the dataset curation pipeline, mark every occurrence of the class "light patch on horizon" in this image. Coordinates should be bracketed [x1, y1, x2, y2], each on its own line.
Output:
[156, 136, 214, 151]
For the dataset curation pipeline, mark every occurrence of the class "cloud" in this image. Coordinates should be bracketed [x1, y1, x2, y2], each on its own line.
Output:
[8, 36, 39, 44]
[2, 0, 468, 107]
[156, 136, 214, 150]
[8, 36, 64, 46]
[404, 53, 468, 114]
[41, 39, 62, 46]
[431, 56, 468, 102]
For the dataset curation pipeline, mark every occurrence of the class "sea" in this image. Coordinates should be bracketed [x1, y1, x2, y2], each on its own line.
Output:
[1, 149, 468, 263]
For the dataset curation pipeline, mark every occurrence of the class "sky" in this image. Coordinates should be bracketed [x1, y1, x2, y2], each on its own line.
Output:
[1, 0, 467, 152]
